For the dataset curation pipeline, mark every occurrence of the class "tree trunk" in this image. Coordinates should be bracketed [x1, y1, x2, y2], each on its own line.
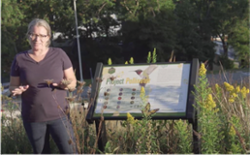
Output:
[221, 39, 228, 58]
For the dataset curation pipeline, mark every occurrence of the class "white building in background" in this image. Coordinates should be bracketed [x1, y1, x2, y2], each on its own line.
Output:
[213, 40, 236, 60]
[212, 35, 237, 61]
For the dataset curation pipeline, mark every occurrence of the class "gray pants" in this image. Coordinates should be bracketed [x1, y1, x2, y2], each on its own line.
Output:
[23, 116, 78, 154]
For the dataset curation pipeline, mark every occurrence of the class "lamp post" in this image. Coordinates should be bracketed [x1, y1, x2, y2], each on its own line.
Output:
[73, 0, 84, 81]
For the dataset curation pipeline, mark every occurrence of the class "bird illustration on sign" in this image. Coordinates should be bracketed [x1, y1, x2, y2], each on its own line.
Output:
[132, 65, 158, 86]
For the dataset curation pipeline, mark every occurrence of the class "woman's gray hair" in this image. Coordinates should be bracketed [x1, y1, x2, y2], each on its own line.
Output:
[27, 18, 51, 47]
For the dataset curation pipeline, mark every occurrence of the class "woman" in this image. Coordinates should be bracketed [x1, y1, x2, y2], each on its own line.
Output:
[9, 18, 78, 154]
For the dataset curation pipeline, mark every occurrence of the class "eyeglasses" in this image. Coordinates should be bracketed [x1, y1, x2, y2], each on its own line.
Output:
[28, 33, 48, 40]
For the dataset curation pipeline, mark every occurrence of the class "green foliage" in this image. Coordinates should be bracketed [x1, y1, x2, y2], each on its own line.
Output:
[119, 0, 176, 62]
[174, 0, 215, 63]
[208, 0, 248, 58]
[76, 0, 117, 38]
[194, 64, 224, 153]
[1, 100, 33, 153]
[228, 18, 249, 68]
[121, 113, 160, 154]
[2, 72, 250, 154]
[146, 48, 157, 63]
[108, 48, 158, 65]
[1, 0, 26, 79]
[147, 52, 151, 63]
[174, 0, 248, 67]
[217, 56, 234, 69]
[2, 0, 248, 80]
[152, 48, 157, 63]
[1, 0, 75, 79]
[104, 141, 112, 153]
[227, 116, 243, 153]
[175, 120, 192, 154]
[18, 0, 75, 37]
[119, 0, 175, 22]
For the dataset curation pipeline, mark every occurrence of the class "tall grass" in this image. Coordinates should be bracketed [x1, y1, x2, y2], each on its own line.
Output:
[1, 63, 249, 154]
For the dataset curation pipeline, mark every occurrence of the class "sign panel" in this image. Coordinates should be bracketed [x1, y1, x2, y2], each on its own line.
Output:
[92, 63, 191, 118]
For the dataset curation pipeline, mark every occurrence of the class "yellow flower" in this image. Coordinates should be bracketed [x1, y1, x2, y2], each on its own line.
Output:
[140, 86, 145, 99]
[129, 57, 134, 64]
[231, 93, 238, 98]
[224, 82, 234, 92]
[107, 58, 112, 65]
[203, 94, 217, 111]
[242, 93, 246, 99]
[206, 94, 216, 109]
[214, 83, 222, 94]
[140, 86, 145, 94]
[215, 83, 220, 90]
[127, 113, 137, 125]
[240, 86, 248, 98]
[199, 63, 207, 76]
[228, 98, 235, 103]
[229, 126, 236, 136]
[241, 86, 246, 92]
[235, 86, 241, 93]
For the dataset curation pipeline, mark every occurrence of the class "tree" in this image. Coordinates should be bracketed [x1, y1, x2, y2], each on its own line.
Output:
[208, 0, 248, 58]
[1, 0, 27, 80]
[117, 0, 177, 62]
[228, 17, 249, 68]
[1, 0, 75, 80]
[174, 0, 248, 69]
[174, 0, 215, 67]
[17, 0, 75, 39]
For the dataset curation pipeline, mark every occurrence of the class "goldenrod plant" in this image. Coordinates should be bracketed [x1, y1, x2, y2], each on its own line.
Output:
[139, 86, 148, 108]
[194, 63, 224, 153]
[147, 48, 157, 63]
[124, 98, 160, 154]
[109, 47, 157, 64]
[147, 52, 151, 63]
[228, 115, 243, 153]
[152, 48, 157, 63]
[107, 58, 112, 65]
[126, 112, 137, 125]
[129, 57, 134, 64]
[174, 119, 192, 154]
[213, 81, 249, 153]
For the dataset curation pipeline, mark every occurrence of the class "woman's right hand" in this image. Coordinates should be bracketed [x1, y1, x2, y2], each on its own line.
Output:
[11, 85, 29, 96]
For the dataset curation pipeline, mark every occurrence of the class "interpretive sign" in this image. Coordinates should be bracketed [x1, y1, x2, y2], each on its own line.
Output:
[86, 59, 199, 121]
[86, 59, 200, 153]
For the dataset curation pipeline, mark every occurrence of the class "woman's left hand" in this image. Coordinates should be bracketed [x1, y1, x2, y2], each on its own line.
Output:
[52, 81, 69, 90]
[53, 67, 77, 91]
